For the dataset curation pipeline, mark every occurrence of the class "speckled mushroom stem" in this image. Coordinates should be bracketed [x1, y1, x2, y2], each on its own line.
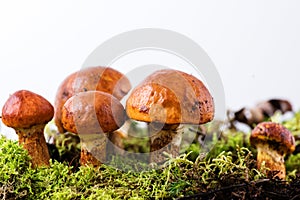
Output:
[149, 123, 183, 164]
[256, 144, 286, 179]
[16, 124, 50, 168]
[79, 133, 108, 167]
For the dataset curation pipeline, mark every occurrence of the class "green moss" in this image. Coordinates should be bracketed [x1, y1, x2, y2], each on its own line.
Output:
[1, 111, 300, 199]
[0, 135, 266, 199]
[282, 111, 300, 173]
[0, 137, 33, 199]
[208, 131, 252, 158]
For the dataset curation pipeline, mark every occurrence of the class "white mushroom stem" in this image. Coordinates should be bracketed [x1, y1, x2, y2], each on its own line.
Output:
[149, 123, 184, 163]
[256, 144, 286, 179]
[79, 133, 108, 167]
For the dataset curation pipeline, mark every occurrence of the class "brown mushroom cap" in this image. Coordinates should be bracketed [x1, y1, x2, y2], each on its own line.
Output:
[54, 66, 131, 133]
[2, 90, 54, 129]
[126, 69, 214, 125]
[250, 122, 295, 154]
[61, 91, 125, 135]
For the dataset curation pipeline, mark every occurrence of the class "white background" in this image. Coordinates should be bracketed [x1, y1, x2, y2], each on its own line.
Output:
[1, 1, 300, 135]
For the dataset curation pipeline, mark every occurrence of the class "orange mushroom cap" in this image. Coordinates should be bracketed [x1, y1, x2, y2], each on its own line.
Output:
[54, 66, 131, 133]
[126, 69, 214, 125]
[2, 90, 54, 129]
[61, 91, 125, 135]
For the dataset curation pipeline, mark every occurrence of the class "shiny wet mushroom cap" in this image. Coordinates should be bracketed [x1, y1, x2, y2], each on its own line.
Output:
[126, 69, 214, 124]
[55, 66, 131, 133]
[61, 90, 125, 167]
[2, 90, 54, 167]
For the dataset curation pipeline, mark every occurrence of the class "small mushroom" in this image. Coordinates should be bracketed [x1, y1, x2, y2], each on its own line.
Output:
[250, 122, 295, 179]
[1, 90, 54, 167]
[55, 66, 131, 133]
[126, 69, 214, 163]
[61, 91, 125, 167]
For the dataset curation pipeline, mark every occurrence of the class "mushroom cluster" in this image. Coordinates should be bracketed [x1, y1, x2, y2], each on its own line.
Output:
[53, 66, 131, 164]
[54, 66, 131, 133]
[1, 67, 215, 168]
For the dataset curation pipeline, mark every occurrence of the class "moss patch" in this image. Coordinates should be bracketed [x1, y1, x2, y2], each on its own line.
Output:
[1, 111, 300, 199]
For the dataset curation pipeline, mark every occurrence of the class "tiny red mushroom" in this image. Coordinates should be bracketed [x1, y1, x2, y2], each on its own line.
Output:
[1, 90, 54, 167]
[250, 122, 295, 179]
[61, 91, 125, 167]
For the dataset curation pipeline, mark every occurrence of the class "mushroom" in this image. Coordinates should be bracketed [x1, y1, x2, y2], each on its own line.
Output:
[250, 122, 295, 179]
[54, 66, 131, 133]
[126, 69, 214, 163]
[61, 91, 125, 167]
[1, 90, 54, 167]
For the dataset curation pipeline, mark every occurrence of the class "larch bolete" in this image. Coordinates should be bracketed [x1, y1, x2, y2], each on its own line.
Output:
[2, 90, 54, 167]
[250, 122, 295, 179]
[126, 69, 214, 163]
[61, 91, 125, 167]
